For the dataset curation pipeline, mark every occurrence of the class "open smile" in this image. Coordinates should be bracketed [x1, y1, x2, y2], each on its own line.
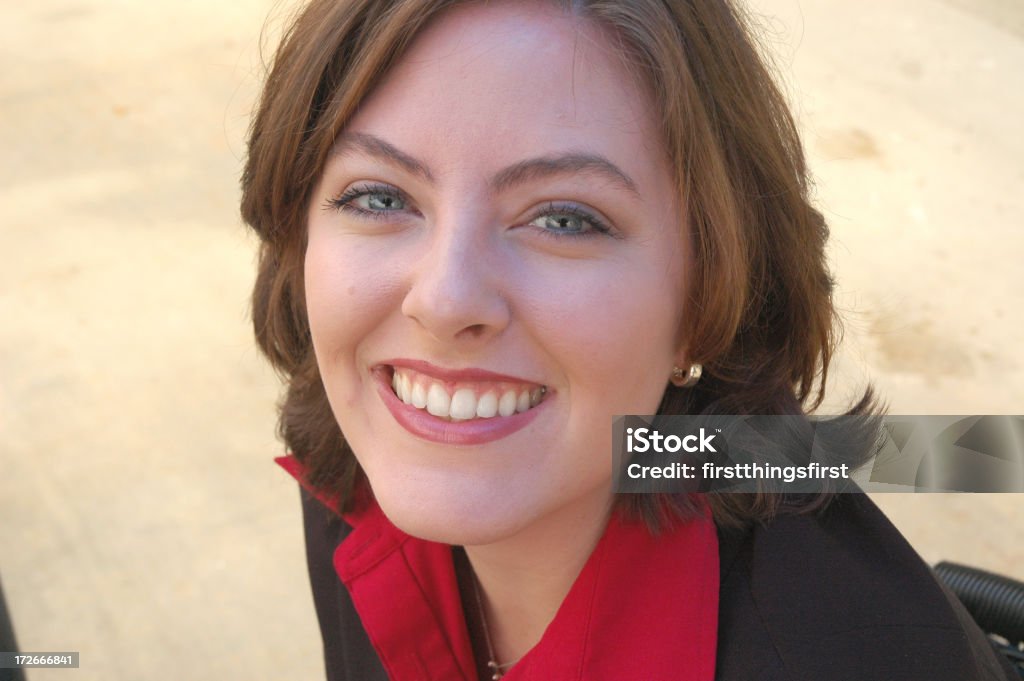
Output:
[391, 365, 547, 421]
[373, 362, 552, 445]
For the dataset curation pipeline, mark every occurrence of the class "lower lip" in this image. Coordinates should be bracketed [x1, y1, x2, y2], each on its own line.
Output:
[373, 369, 547, 445]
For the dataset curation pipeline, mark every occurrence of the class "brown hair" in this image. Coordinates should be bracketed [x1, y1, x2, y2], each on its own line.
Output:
[241, 0, 879, 529]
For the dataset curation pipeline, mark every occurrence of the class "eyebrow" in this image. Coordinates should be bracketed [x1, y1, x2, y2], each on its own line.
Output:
[491, 153, 639, 197]
[330, 132, 639, 197]
[331, 132, 435, 183]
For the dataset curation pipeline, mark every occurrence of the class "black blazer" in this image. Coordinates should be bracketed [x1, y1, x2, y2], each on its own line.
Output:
[299, 490, 1016, 680]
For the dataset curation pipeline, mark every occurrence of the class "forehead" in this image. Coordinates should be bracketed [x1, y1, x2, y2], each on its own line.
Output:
[339, 0, 669, 190]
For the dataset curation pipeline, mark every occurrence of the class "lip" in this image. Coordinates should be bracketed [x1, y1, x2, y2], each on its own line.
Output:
[384, 358, 544, 386]
[372, 364, 549, 445]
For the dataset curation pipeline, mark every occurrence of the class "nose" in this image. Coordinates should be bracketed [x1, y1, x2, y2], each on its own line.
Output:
[401, 216, 511, 345]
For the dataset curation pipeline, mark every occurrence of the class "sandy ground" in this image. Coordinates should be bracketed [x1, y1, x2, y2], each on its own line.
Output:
[0, 0, 1021, 679]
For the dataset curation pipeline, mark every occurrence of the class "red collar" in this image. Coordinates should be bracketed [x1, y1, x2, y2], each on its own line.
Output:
[278, 455, 719, 680]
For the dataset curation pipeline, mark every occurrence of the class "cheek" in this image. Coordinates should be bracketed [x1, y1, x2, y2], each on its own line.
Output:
[522, 257, 681, 410]
[303, 227, 403, 377]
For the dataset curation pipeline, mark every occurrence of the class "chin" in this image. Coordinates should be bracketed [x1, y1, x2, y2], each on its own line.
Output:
[371, 481, 535, 547]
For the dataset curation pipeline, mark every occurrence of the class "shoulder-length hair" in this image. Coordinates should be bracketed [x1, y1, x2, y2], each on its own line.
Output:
[240, 0, 879, 529]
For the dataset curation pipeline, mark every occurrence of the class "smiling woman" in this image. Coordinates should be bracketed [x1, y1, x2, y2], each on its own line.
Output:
[241, 1, 1016, 680]
[302, 7, 687, 555]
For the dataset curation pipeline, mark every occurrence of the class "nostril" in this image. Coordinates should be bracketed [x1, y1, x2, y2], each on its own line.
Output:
[402, 273, 511, 341]
[459, 323, 488, 338]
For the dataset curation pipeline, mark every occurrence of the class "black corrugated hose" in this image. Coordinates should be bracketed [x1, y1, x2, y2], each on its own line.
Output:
[934, 561, 1024, 678]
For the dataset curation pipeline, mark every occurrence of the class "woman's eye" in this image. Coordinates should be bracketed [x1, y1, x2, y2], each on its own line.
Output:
[527, 203, 614, 239]
[326, 183, 412, 219]
[358, 192, 405, 211]
[533, 213, 587, 233]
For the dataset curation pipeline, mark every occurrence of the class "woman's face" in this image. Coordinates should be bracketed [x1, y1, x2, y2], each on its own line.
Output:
[305, 0, 688, 545]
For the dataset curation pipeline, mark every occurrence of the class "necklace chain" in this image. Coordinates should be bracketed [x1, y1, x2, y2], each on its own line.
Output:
[470, 570, 518, 680]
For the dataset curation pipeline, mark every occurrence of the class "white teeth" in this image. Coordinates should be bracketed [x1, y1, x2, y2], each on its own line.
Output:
[426, 383, 451, 417]
[393, 372, 406, 402]
[497, 390, 518, 417]
[476, 392, 498, 418]
[410, 381, 427, 409]
[399, 373, 410, 402]
[391, 368, 546, 421]
[449, 388, 477, 421]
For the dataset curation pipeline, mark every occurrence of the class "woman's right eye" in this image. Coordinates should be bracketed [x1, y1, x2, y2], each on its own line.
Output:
[326, 183, 412, 219]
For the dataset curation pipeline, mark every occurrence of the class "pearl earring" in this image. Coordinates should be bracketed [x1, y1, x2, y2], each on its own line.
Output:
[671, 363, 702, 388]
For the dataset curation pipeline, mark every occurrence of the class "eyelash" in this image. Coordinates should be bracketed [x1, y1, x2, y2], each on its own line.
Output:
[325, 183, 616, 240]
[527, 202, 615, 240]
[325, 182, 412, 220]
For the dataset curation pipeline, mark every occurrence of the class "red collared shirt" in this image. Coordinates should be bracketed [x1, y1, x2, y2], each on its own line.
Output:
[278, 455, 719, 681]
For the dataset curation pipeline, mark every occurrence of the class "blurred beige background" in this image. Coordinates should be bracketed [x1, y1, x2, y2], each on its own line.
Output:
[1, 0, 1021, 679]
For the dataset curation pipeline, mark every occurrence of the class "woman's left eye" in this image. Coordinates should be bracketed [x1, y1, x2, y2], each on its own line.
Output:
[527, 203, 614, 239]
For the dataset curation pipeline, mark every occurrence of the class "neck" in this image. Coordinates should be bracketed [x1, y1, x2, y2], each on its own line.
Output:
[463, 493, 614, 670]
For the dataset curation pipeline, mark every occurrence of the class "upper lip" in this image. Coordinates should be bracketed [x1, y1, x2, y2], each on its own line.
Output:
[382, 358, 545, 386]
